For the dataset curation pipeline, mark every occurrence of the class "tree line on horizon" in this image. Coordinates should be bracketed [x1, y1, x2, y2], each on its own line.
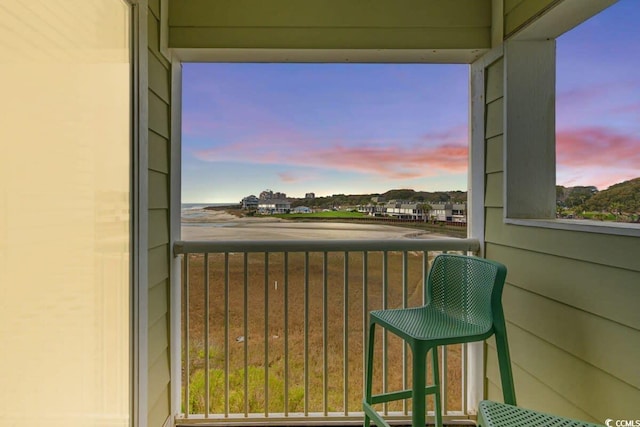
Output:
[556, 177, 640, 221]
[287, 177, 639, 221]
[289, 188, 466, 210]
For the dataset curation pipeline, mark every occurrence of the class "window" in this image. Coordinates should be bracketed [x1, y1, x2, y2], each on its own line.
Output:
[501, 0, 639, 235]
[556, 0, 640, 223]
[181, 63, 470, 239]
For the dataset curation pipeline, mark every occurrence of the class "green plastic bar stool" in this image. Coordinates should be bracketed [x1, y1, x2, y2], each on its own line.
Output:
[363, 254, 516, 427]
[478, 401, 604, 427]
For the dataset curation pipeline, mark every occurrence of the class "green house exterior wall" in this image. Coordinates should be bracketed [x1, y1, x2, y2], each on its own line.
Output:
[482, 55, 640, 422]
[503, 0, 558, 37]
[147, 2, 172, 426]
[168, 0, 492, 50]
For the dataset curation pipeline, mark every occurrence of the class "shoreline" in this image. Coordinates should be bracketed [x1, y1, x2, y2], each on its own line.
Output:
[181, 208, 453, 240]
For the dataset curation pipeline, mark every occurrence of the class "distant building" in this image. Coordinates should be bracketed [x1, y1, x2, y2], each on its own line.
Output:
[305, 193, 315, 199]
[240, 195, 259, 210]
[451, 203, 467, 223]
[385, 201, 424, 220]
[259, 189, 286, 200]
[358, 199, 388, 216]
[293, 206, 312, 213]
[428, 203, 467, 222]
[258, 199, 291, 214]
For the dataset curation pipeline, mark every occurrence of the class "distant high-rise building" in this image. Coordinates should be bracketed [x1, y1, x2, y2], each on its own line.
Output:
[305, 192, 315, 199]
[259, 189, 286, 200]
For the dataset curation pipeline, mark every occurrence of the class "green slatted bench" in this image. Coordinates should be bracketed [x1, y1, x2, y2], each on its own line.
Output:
[478, 401, 604, 427]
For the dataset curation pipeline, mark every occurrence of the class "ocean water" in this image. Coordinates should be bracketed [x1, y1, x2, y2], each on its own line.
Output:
[181, 203, 237, 221]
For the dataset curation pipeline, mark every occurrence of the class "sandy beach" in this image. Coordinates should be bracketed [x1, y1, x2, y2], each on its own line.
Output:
[181, 207, 451, 240]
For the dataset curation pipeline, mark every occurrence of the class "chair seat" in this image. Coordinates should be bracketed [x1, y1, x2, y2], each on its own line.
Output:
[370, 305, 491, 343]
[478, 401, 604, 427]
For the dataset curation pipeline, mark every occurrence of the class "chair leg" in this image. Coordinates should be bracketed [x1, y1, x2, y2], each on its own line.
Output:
[431, 347, 443, 427]
[494, 330, 516, 405]
[364, 322, 376, 427]
[412, 344, 427, 427]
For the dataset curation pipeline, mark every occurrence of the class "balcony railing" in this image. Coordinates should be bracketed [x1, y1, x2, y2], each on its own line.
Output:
[174, 238, 481, 425]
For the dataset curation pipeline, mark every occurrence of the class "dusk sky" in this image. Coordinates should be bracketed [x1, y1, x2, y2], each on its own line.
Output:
[182, 0, 639, 203]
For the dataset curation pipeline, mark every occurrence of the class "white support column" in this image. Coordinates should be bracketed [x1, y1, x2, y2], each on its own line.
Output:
[170, 58, 183, 421]
[468, 45, 504, 415]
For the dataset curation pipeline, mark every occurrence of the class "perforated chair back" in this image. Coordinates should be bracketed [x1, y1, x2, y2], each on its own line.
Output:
[364, 254, 515, 427]
[426, 254, 507, 333]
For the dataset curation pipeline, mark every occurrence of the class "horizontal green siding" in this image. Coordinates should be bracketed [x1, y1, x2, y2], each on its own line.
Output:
[149, 0, 160, 19]
[170, 0, 490, 27]
[149, 313, 169, 368]
[170, 27, 491, 50]
[501, 284, 640, 388]
[504, 0, 522, 15]
[485, 172, 503, 208]
[149, 131, 169, 173]
[149, 91, 170, 138]
[487, 240, 640, 330]
[148, 244, 169, 289]
[147, 5, 172, 427]
[504, 0, 558, 36]
[485, 98, 504, 139]
[486, 345, 598, 422]
[486, 58, 504, 102]
[485, 208, 640, 272]
[149, 53, 170, 104]
[149, 349, 171, 406]
[488, 321, 640, 421]
[149, 170, 169, 209]
[149, 209, 169, 249]
[149, 280, 169, 327]
[148, 386, 171, 427]
[486, 135, 503, 173]
[169, 0, 492, 50]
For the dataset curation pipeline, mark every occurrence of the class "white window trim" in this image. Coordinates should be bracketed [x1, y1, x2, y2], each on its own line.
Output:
[468, 44, 503, 414]
[170, 58, 183, 421]
[505, 218, 640, 237]
[160, 0, 172, 61]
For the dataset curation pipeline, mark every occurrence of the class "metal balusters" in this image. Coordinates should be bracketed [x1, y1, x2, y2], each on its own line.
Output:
[462, 342, 468, 414]
[204, 253, 210, 417]
[343, 251, 349, 415]
[402, 251, 409, 415]
[243, 253, 249, 417]
[382, 251, 388, 416]
[322, 252, 329, 415]
[172, 239, 481, 424]
[224, 253, 230, 417]
[283, 252, 290, 416]
[303, 252, 309, 416]
[442, 346, 448, 414]
[362, 251, 369, 401]
[423, 251, 429, 306]
[264, 252, 269, 417]
[183, 253, 190, 417]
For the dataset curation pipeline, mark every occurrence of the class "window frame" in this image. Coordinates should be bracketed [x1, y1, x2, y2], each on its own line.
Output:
[500, 0, 639, 238]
